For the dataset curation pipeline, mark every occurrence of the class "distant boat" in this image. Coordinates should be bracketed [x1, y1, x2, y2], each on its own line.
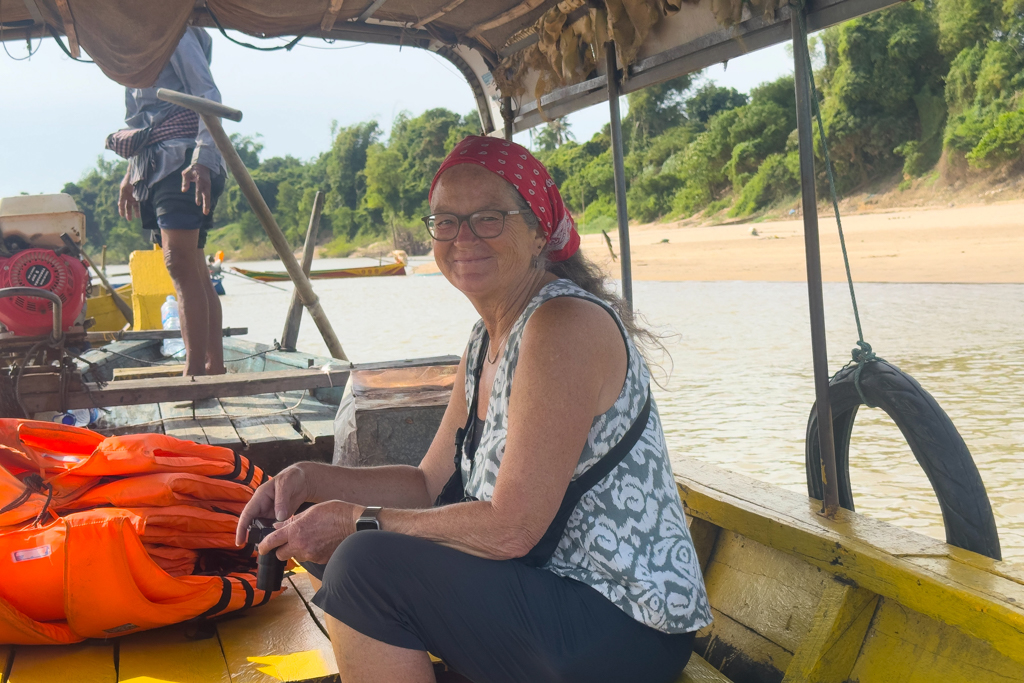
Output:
[233, 262, 406, 282]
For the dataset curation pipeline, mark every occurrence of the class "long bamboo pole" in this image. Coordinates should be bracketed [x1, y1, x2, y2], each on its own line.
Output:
[155, 89, 348, 361]
[792, 11, 839, 518]
[281, 191, 324, 350]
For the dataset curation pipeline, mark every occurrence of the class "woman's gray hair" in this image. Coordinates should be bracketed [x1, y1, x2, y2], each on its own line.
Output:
[508, 189, 663, 354]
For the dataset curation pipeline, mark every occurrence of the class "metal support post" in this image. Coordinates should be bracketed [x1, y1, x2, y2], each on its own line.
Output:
[605, 43, 633, 309]
[793, 10, 840, 518]
[501, 97, 514, 141]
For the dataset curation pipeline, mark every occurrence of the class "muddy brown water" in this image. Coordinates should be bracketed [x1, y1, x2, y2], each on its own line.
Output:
[170, 258, 1024, 562]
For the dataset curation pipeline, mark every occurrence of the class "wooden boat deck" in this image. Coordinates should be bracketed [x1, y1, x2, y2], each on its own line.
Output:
[3, 453, 1021, 682]
[71, 338, 344, 474]
[65, 338, 460, 475]
[0, 567, 727, 683]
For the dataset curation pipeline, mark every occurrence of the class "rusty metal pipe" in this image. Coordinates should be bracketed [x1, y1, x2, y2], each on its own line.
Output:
[0, 287, 63, 343]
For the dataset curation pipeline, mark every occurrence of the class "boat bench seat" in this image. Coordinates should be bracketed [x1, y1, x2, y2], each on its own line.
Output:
[676, 652, 734, 682]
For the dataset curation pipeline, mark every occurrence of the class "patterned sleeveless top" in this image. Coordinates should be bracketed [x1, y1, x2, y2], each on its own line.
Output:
[461, 279, 713, 633]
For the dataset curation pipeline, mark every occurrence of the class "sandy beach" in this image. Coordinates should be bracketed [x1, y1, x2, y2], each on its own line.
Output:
[416, 201, 1024, 283]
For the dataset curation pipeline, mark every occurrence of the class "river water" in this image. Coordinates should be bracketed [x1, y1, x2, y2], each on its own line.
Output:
[204, 257, 1024, 562]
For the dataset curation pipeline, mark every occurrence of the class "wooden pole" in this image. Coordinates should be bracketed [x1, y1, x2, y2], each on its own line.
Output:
[793, 10, 839, 518]
[281, 191, 324, 351]
[605, 42, 633, 310]
[156, 89, 348, 361]
[61, 234, 134, 327]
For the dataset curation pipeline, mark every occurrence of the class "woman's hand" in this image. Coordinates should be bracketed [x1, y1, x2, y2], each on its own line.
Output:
[259, 501, 362, 564]
[235, 464, 313, 546]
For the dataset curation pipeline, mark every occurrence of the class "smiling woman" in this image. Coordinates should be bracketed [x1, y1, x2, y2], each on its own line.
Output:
[239, 135, 711, 683]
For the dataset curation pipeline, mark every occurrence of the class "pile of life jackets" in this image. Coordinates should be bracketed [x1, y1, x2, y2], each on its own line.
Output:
[0, 419, 276, 645]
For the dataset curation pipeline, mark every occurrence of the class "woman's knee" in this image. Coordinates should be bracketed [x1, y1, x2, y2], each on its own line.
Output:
[322, 531, 416, 592]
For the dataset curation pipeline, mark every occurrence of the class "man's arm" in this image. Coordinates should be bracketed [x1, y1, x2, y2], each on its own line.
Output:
[168, 29, 224, 174]
[168, 30, 223, 213]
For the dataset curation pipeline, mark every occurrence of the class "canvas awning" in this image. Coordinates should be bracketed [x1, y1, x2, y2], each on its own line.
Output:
[0, 0, 901, 134]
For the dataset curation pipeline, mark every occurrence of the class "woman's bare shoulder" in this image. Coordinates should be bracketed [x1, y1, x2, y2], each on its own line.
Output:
[521, 295, 623, 360]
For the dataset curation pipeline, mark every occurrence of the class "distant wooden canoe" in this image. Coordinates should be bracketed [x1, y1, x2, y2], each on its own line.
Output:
[233, 262, 406, 282]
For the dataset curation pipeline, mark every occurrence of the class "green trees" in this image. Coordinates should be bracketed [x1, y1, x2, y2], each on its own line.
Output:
[62, 158, 150, 262]
[56, 2, 1024, 261]
[940, 0, 1024, 168]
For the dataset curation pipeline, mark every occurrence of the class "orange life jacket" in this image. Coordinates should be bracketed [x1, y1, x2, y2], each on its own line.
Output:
[0, 419, 277, 646]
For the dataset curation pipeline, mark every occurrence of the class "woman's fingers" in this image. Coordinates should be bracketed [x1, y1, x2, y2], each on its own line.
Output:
[273, 467, 308, 521]
[235, 481, 275, 545]
[236, 465, 310, 545]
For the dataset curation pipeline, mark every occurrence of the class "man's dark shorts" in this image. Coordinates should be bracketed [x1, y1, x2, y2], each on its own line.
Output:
[141, 155, 225, 249]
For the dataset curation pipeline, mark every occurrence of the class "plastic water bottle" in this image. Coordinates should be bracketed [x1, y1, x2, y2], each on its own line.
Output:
[161, 295, 185, 358]
[53, 408, 100, 427]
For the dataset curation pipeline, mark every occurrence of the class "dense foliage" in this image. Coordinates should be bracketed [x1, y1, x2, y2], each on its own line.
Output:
[60, 1, 1021, 260]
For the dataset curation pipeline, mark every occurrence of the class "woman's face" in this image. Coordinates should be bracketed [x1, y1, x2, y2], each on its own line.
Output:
[430, 164, 546, 298]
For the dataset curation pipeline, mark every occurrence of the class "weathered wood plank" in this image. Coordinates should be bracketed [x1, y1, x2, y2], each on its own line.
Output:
[278, 391, 335, 451]
[92, 403, 164, 436]
[113, 364, 186, 380]
[703, 531, 829, 652]
[349, 355, 459, 372]
[676, 652, 733, 683]
[781, 579, 878, 683]
[13, 327, 247, 346]
[848, 597, 1024, 682]
[223, 394, 303, 448]
[22, 368, 351, 412]
[266, 351, 318, 369]
[193, 397, 244, 449]
[217, 582, 339, 683]
[696, 607, 792, 683]
[6, 642, 116, 683]
[75, 339, 161, 382]
[160, 400, 209, 444]
[119, 623, 232, 683]
[689, 515, 720, 573]
[287, 570, 328, 634]
[675, 458, 1024, 667]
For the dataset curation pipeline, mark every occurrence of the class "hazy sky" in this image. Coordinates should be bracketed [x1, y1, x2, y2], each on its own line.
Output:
[0, 31, 791, 198]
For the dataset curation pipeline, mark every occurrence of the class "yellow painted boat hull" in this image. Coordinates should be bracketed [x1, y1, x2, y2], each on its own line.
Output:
[85, 283, 132, 332]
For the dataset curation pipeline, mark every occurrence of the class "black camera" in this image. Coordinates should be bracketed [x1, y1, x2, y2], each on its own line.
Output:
[248, 517, 286, 592]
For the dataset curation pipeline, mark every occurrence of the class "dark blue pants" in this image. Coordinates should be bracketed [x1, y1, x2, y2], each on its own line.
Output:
[303, 531, 694, 683]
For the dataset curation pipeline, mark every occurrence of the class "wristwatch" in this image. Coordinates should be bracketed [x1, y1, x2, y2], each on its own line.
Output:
[355, 506, 383, 531]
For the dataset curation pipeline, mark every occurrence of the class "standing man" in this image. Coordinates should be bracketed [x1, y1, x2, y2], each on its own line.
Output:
[110, 27, 227, 376]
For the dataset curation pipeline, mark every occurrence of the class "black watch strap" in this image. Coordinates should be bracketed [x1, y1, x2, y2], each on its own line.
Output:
[356, 506, 383, 531]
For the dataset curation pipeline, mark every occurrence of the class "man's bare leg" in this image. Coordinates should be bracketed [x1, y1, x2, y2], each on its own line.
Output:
[161, 229, 209, 376]
[195, 249, 225, 374]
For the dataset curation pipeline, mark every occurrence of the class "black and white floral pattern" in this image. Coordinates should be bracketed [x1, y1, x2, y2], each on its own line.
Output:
[462, 280, 713, 633]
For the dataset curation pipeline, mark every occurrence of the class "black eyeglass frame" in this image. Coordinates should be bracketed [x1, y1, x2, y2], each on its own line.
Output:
[421, 210, 522, 241]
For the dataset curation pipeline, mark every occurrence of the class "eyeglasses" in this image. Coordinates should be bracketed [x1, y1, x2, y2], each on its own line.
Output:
[422, 210, 521, 241]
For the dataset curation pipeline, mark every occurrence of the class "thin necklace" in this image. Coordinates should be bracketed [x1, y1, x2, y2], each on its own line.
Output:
[486, 329, 510, 364]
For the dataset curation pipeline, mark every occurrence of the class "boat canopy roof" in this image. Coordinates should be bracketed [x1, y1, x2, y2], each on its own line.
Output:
[0, 0, 898, 134]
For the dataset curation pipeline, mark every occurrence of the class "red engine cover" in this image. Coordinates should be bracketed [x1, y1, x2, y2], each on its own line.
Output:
[0, 249, 89, 336]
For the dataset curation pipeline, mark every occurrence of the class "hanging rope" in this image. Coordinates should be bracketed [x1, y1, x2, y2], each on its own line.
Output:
[796, 8, 882, 407]
[206, 6, 305, 52]
[46, 25, 94, 63]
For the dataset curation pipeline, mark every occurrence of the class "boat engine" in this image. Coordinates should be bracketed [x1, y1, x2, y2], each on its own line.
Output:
[0, 194, 89, 338]
[0, 248, 89, 337]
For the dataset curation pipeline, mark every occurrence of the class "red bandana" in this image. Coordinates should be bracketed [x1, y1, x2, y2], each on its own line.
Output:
[429, 135, 580, 262]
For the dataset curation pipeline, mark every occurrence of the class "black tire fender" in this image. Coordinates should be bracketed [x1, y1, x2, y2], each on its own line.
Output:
[806, 359, 1001, 560]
